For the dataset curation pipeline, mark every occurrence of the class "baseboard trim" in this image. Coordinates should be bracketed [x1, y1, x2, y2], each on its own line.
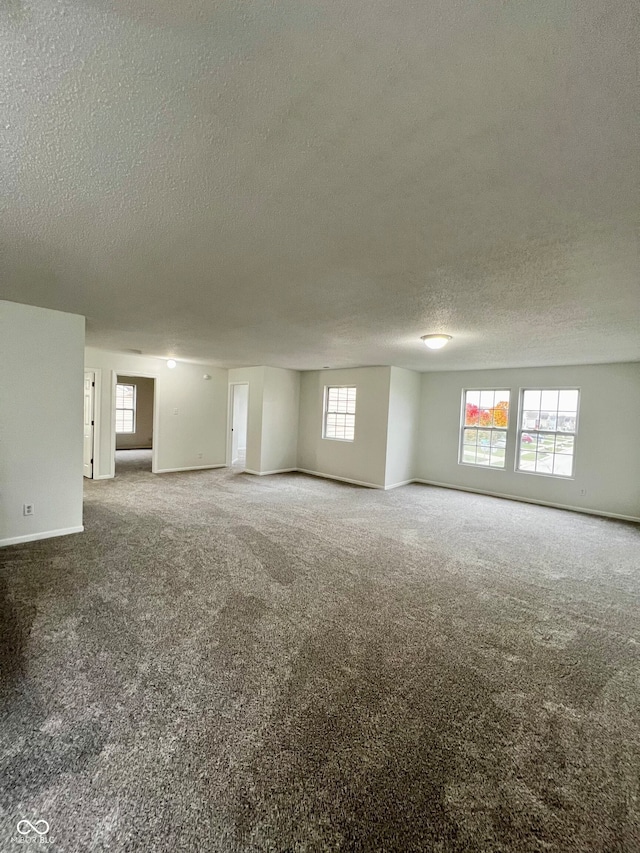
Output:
[93, 474, 114, 480]
[413, 480, 640, 523]
[244, 468, 298, 476]
[154, 464, 226, 474]
[384, 479, 415, 491]
[297, 469, 385, 490]
[0, 526, 85, 548]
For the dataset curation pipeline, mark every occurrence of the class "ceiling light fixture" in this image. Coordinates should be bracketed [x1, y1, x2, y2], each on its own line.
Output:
[167, 359, 177, 369]
[421, 334, 452, 350]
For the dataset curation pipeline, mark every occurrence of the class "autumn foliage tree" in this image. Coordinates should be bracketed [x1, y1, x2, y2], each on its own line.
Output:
[465, 400, 509, 427]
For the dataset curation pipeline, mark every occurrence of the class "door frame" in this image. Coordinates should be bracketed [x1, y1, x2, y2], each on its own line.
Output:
[84, 368, 103, 479]
[111, 371, 159, 475]
[83, 370, 96, 479]
[227, 382, 249, 470]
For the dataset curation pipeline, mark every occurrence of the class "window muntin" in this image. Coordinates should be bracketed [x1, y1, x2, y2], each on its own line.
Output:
[460, 389, 510, 468]
[324, 386, 356, 441]
[115, 383, 136, 434]
[517, 388, 579, 477]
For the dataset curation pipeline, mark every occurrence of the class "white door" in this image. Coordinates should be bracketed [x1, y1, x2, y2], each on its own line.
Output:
[83, 371, 95, 478]
[231, 384, 249, 470]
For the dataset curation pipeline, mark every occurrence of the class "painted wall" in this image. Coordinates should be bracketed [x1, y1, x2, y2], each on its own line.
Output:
[0, 301, 84, 545]
[385, 367, 421, 488]
[298, 367, 391, 488]
[231, 383, 248, 463]
[418, 362, 640, 520]
[115, 375, 154, 449]
[85, 348, 227, 477]
[228, 367, 265, 473]
[261, 367, 300, 473]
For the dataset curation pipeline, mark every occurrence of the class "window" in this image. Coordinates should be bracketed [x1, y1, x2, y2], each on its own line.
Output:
[517, 388, 579, 477]
[324, 386, 356, 441]
[460, 389, 510, 468]
[115, 383, 136, 434]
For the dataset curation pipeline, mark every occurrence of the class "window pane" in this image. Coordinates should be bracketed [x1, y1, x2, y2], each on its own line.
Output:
[489, 449, 505, 467]
[463, 429, 477, 445]
[519, 450, 535, 471]
[522, 411, 539, 429]
[465, 402, 480, 426]
[541, 389, 559, 411]
[462, 447, 476, 464]
[520, 432, 535, 448]
[522, 389, 540, 410]
[557, 413, 576, 433]
[490, 431, 506, 448]
[535, 453, 554, 474]
[558, 390, 578, 413]
[552, 453, 574, 476]
[555, 435, 574, 455]
[479, 390, 494, 409]
[466, 390, 480, 408]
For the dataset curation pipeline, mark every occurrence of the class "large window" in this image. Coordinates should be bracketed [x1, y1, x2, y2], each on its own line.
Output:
[115, 383, 136, 434]
[324, 386, 356, 441]
[517, 388, 579, 477]
[460, 389, 510, 468]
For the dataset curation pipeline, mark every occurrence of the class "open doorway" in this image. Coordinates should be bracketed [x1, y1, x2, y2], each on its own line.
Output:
[114, 374, 156, 475]
[229, 383, 249, 471]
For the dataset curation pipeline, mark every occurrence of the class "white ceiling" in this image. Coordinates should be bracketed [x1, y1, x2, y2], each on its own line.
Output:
[1, 0, 638, 370]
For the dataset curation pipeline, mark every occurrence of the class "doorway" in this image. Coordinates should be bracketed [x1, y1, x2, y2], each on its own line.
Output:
[83, 371, 95, 478]
[229, 383, 249, 471]
[114, 374, 156, 475]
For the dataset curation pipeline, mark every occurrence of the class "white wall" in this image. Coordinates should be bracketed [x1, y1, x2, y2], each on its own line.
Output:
[231, 383, 248, 463]
[385, 367, 421, 488]
[228, 367, 265, 473]
[261, 367, 300, 473]
[115, 375, 154, 449]
[85, 348, 228, 477]
[1, 301, 85, 546]
[228, 366, 300, 474]
[298, 367, 391, 488]
[418, 363, 640, 520]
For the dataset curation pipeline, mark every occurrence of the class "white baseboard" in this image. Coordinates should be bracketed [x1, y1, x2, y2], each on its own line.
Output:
[244, 468, 298, 476]
[154, 464, 226, 474]
[0, 526, 85, 548]
[413, 480, 640, 523]
[297, 468, 385, 490]
[384, 479, 415, 491]
[93, 474, 114, 480]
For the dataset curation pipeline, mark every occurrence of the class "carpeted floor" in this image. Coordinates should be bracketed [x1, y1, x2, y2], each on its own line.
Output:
[1, 450, 639, 852]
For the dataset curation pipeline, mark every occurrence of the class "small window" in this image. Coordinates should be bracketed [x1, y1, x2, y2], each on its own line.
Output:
[460, 389, 510, 468]
[517, 388, 579, 478]
[324, 386, 356, 441]
[115, 383, 136, 434]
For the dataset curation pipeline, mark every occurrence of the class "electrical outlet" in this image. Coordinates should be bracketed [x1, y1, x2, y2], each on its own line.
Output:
[197, 452, 203, 459]
[580, 488, 587, 496]
[23, 503, 34, 516]
[173, 408, 179, 416]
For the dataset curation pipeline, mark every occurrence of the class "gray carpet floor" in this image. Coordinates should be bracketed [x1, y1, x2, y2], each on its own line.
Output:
[1, 449, 639, 852]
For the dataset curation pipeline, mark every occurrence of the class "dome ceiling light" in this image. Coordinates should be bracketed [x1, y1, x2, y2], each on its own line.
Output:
[421, 334, 452, 350]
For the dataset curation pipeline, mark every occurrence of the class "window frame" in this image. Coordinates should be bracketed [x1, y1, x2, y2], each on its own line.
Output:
[323, 385, 357, 442]
[115, 382, 137, 435]
[459, 387, 511, 470]
[515, 386, 580, 479]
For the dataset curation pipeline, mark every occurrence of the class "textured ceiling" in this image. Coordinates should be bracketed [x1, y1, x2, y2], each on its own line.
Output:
[1, 0, 638, 370]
